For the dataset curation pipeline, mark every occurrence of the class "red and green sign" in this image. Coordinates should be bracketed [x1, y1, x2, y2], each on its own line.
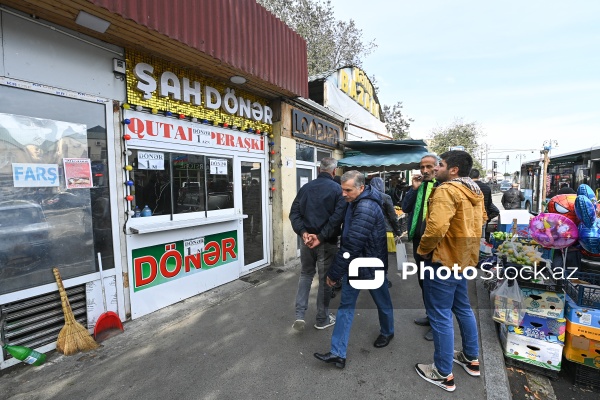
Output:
[132, 231, 237, 292]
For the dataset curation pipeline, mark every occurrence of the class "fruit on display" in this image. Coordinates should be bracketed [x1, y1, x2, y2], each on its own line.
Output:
[496, 241, 545, 265]
[492, 231, 514, 241]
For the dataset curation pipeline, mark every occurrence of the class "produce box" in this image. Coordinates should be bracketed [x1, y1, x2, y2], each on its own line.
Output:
[499, 323, 563, 371]
[564, 294, 600, 341]
[507, 314, 566, 344]
[563, 332, 600, 369]
[565, 271, 600, 309]
[520, 287, 565, 319]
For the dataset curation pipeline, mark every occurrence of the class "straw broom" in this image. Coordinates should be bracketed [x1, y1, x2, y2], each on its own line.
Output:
[53, 268, 99, 355]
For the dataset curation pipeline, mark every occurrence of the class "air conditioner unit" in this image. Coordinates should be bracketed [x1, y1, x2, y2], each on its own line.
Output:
[95, 141, 102, 146]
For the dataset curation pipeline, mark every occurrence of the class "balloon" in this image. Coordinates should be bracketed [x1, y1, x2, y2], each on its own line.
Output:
[529, 213, 579, 249]
[578, 220, 600, 254]
[547, 194, 579, 225]
[575, 195, 596, 228]
[577, 184, 597, 204]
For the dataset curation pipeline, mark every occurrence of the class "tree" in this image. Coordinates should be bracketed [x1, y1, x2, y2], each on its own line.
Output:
[257, 0, 376, 76]
[428, 119, 486, 173]
[382, 102, 413, 139]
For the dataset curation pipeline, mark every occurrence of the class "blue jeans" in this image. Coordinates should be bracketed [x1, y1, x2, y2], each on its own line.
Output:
[295, 241, 337, 324]
[330, 275, 394, 359]
[423, 263, 479, 376]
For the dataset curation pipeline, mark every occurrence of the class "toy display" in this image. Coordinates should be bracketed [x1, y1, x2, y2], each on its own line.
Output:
[529, 213, 579, 249]
[575, 195, 597, 228]
[547, 194, 579, 225]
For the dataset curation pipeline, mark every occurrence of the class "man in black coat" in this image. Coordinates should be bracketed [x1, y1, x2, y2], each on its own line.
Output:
[501, 183, 525, 210]
[469, 169, 497, 236]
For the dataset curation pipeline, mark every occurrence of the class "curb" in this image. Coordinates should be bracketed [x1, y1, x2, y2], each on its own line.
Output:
[476, 277, 513, 400]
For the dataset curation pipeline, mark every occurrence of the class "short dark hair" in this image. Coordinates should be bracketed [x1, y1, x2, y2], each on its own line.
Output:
[469, 168, 480, 179]
[439, 150, 473, 177]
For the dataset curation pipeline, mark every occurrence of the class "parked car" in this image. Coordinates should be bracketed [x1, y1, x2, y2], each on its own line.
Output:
[499, 181, 512, 192]
[0, 200, 51, 265]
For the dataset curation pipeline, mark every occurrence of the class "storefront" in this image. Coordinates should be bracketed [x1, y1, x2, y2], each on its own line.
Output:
[1, 1, 307, 369]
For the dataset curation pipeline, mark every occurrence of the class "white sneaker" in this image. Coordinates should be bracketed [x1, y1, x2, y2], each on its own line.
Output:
[292, 319, 305, 331]
[314, 313, 336, 330]
[415, 363, 456, 392]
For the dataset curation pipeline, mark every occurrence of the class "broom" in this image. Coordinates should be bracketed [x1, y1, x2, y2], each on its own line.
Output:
[53, 268, 99, 355]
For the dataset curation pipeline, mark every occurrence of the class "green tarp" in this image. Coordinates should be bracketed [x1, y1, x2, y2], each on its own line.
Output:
[338, 140, 429, 171]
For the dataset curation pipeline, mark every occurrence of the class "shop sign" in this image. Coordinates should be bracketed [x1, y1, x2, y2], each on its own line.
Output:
[336, 66, 381, 119]
[132, 62, 272, 124]
[12, 163, 59, 187]
[291, 108, 341, 147]
[124, 111, 264, 153]
[132, 230, 237, 292]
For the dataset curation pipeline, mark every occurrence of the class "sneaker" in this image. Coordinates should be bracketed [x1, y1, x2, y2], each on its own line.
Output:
[415, 363, 456, 392]
[292, 319, 305, 331]
[453, 350, 481, 377]
[314, 313, 336, 330]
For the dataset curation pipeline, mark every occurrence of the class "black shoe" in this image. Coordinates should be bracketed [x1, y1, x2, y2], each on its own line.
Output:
[374, 334, 394, 348]
[424, 329, 434, 341]
[414, 316, 430, 326]
[387, 280, 392, 288]
[314, 352, 346, 369]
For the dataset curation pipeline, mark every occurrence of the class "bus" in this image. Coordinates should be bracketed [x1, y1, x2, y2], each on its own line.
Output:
[520, 146, 600, 214]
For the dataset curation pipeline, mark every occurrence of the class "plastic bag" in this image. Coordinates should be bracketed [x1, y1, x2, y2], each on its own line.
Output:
[396, 237, 408, 272]
[490, 278, 525, 327]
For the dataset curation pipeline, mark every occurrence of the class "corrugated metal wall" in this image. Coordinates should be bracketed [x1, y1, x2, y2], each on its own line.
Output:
[90, 0, 308, 98]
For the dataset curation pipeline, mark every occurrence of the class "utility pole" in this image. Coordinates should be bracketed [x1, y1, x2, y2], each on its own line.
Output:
[540, 140, 558, 211]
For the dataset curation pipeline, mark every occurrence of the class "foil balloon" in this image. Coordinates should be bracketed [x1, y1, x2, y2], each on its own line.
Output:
[578, 219, 600, 254]
[575, 195, 596, 228]
[529, 213, 579, 249]
[547, 194, 579, 225]
[577, 184, 597, 204]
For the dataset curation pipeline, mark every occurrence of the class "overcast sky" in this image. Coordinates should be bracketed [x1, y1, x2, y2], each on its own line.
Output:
[328, 0, 600, 173]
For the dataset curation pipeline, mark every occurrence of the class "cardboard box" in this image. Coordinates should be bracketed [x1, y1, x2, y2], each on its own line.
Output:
[500, 324, 563, 371]
[564, 295, 600, 341]
[499, 210, 531, 236]
[507, 314, 566, 344]
[564, 332, 600, 369]
[520, 287, 565, 319]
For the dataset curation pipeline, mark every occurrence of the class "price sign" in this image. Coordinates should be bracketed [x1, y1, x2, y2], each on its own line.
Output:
[210, 158, 228, 175]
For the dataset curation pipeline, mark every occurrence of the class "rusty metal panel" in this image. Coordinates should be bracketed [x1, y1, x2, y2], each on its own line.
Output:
[89, 0, 308, 97]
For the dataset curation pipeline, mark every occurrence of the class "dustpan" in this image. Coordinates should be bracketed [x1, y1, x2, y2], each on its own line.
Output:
[93, 253, 124, 342]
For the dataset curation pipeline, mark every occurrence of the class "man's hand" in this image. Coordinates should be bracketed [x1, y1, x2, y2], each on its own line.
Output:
[306, 234, 321, 248]
[326, 276, 337, 287]
[302, 232, 313, 246]
[412, 175, 423, 190]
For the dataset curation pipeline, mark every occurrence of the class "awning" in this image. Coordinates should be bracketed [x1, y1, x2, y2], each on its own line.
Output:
[338, 140, 429, 171]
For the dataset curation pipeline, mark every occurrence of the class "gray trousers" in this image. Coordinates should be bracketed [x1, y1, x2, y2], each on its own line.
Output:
[295, 241, 337, 324]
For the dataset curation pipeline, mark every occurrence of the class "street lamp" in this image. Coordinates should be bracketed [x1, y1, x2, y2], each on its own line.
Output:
[543, 139, 558, 152]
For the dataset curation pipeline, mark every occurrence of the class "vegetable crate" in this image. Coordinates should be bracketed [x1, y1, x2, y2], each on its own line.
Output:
[565, 271, 600, 309]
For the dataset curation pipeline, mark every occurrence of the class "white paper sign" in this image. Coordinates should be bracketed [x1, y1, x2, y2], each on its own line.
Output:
[12, 163, 60, 187]
[138, 151, 165, 170]
[184, 237, 205, 255]
[210, 158, 228, 175]
[300, 177, 309, 187]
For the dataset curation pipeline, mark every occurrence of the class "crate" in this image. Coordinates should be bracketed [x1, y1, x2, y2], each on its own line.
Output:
[565, 271, 600, 308]
[503, 355, 560, 380]
[563, 358, 600, 390]
[493, 238, 553, 260]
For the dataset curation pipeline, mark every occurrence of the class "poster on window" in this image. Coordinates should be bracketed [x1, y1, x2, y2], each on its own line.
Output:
[137, 151, 165, 170]
[63, 158, 93, 189]
[210, 158, 228, 175]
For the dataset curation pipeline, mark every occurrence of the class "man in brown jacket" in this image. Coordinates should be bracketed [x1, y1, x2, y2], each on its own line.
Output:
[414, 150, 487, 392]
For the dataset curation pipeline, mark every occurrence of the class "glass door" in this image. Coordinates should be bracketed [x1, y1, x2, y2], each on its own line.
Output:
[238, 158, 267, 273]
[295, 166, 315, 256]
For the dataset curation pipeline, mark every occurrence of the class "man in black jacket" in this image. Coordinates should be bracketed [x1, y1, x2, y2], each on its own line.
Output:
[289, 157, 346, 331]
[469, 169, 497, 236]
[501, 183, 525, 210]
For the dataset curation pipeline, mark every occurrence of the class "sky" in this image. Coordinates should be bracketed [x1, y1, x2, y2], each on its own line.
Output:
[328, 0, 600, 173]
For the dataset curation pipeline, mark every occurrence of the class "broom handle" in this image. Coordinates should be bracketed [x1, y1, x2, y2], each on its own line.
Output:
[53, 268, 76, 324]
[97, 253, 109, 313]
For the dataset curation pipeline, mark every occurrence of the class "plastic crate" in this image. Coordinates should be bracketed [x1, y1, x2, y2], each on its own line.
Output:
[563, 359, 600, 390]
[565, 271, 600, 308]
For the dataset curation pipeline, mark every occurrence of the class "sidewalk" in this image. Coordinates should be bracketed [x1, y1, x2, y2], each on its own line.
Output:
[0, 246, 506, 400]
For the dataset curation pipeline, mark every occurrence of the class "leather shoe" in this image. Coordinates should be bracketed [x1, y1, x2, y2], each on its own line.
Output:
[314, 352, 345, 369]
[373, 334, 394, 348]
[424, 329, 434, 341]
[414, 316, 430, 326]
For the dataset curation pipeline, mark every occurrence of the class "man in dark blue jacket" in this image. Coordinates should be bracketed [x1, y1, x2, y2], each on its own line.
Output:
[289, 157, 346, 331]
[313, 170, 394, 369]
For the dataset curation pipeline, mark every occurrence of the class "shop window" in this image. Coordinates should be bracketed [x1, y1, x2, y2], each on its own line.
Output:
[0, 85, 113, 296]
[316, 149, 331, 162]
[129, 150, 233, 216]
[296, 143, 315, 162]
